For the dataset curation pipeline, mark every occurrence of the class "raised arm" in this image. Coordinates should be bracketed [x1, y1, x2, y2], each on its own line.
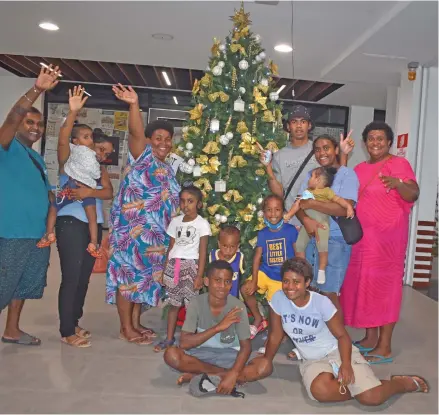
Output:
[58, 85, 89, 167]
[339, 130, 355, 167]
[112, 84, 148, 159]
[0, 65, 61, 150]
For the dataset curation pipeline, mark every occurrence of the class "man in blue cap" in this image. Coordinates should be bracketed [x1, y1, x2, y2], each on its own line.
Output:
[261, 105, 319, 228]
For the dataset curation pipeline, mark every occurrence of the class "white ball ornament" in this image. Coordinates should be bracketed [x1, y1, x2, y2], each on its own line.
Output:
[254, 34, 262, 43]
[257, 197, 263, 204]
[215, 214, 221, 222]
[219, 135, 230, 146]
[212, 66, 222, 76]
[217, 61, 225, 68]
[187, 158, 195, 166]
[225, 132, 234, 140]
[255, 55, 262, 62]
[184, 150, 192, 158]
[260, 78, 269, 87]
[257, 210, 264, 218]
[259, 52, 266, 60]
[185, 142, 194, 151]
[179, 162, 188, 173]
[220, 215, 228, 223]
[239, 87, 246, 94]
[219, 44, 226, 52]
[238, 60, 249, 70]
[182, 126, 189, 134]
[251, 205, 257, 212]
[178, 145, 184, 152]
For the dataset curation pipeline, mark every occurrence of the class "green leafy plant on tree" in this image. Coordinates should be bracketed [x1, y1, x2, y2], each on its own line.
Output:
[176, 3, 287, 273]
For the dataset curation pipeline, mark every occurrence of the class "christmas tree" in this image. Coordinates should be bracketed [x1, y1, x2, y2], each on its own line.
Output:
[177, 3, 287, 265]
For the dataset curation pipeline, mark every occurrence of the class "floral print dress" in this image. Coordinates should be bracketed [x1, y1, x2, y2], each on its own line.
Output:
[106, 146, 180, 307]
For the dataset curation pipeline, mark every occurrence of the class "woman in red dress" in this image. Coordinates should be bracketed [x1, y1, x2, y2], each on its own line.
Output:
[340, 122, 419, 364]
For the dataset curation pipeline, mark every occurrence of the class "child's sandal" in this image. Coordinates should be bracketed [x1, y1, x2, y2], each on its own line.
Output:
[36, 233, 56, 248]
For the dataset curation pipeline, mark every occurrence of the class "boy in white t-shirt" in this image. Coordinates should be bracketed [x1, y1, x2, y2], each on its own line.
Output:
[154, 186, 211, 352]
[264, 258, 429, 405]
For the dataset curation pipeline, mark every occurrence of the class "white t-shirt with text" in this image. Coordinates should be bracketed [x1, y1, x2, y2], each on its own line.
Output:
[167, 214, 211, 260]
[270, 290, 338, 360]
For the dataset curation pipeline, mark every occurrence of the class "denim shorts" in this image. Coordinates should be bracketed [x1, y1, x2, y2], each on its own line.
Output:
[305, 235, 351, 294]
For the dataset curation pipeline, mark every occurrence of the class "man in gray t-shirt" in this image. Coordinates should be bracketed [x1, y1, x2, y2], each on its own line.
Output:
[163, 261, 272, 397]
[263, 105, 319, 227]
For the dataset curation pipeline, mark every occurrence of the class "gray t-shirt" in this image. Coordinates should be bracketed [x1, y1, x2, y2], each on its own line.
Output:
[182, 293, 250, 350]
[272, 140, 319, 226]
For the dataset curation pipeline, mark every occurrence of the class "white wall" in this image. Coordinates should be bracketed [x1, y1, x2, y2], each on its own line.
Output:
[385, 85, 398, 132]
[0, 74, 44, 153]
[416, 66, 438, 221]
[347, 105, 374, 168]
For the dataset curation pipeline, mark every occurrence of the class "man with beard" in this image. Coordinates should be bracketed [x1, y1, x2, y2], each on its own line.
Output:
[0, 65, 61, 346]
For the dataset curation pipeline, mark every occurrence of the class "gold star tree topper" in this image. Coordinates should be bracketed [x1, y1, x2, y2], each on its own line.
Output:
[230, 3, 251, 29]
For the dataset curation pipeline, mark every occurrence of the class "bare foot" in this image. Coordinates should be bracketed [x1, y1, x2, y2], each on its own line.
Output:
[391, 375, 429, 393]
[177, 373, 195, 386]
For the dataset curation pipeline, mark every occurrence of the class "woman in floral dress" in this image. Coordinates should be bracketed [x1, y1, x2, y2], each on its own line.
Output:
[107, 84, 180, 345]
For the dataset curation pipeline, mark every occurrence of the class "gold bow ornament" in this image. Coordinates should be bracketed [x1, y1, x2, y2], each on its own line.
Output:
[194, 178, 213, 193]
[200, 156, 221, 174]
[202, 141, 220, 155]
[208, 91, 230, 103]
[189, 104, 203, 124]
[230, 155, 248, 168]
[223, 190, 244, 203]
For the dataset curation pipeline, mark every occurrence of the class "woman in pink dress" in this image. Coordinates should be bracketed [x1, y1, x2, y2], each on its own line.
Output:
[340, 122, 419, 364]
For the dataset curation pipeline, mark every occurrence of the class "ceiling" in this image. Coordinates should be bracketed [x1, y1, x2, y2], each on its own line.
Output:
[0, 1, 437, 109]
[0, 54, 343, 102]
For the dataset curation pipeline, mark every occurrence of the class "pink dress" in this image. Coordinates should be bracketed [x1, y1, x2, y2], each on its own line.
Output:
[340, 156, 417, 328]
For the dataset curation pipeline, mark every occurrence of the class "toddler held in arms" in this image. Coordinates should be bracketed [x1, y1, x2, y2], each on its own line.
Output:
[37, 86, 102, 257]
[284, 166, 354, 284]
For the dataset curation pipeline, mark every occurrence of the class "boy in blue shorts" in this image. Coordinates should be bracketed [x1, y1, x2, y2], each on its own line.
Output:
[209, 225, 244, 299]
[241, 194, 298, 340]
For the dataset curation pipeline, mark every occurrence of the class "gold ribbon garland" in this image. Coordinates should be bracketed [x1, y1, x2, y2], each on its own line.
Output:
[230, 43, 247, 56]
[233, 25, 250, 41]
[192, 79, 200, 96]
[200, 73, 212, 87]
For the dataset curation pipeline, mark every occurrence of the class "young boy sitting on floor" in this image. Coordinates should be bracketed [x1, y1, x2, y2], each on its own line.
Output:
[163, 260, 272, 398]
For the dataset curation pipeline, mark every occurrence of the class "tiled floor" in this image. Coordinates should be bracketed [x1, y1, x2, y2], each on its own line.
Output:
[0, 249, 437, 414]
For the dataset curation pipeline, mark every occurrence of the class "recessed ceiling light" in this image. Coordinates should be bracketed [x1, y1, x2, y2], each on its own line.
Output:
[39, 22, 59, 31]
[274, 44, 293, 53]
[162, 71, 171, 86]
[152, 33, 174, 41]
[173, 96, 179, 105]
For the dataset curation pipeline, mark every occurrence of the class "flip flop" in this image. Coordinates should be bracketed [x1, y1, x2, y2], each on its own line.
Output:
[390, 375, 429, 393]
[61, 336, 91, 348]
[363, 353, 394, 364]
[119, 334, 154, 345]
[250, 319, 268, 340]
[153, 337, 175, 352]
[138, 327, 157, 338]
[352, 341, 374, 353]
[189, 373, 245, 398]
[76, 327, 91, 339]
[1, 332, 41, 346]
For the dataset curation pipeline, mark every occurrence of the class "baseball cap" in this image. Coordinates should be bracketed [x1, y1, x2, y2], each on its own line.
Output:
[287, 105, 311, 122]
